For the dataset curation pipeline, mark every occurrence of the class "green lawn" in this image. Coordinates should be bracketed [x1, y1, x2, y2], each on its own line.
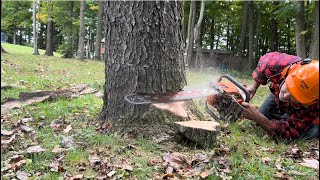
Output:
[1, 44, 318, 179]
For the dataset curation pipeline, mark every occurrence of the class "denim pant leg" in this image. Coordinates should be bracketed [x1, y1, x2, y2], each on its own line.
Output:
[259, 93, 280, 119]
[300, 125, 319, 140]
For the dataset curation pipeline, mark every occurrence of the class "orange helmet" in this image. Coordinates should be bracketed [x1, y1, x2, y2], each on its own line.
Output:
[282, 60, 319, 105]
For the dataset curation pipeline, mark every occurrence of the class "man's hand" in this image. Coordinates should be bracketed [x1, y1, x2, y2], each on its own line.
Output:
[241, 102, 263, 120]
[152, 101, 188, 118]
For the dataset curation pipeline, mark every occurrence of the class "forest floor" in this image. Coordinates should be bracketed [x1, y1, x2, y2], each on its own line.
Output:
[1, 43, 319, 179]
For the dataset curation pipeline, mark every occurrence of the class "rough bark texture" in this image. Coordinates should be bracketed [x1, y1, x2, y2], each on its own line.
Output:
[309, 1, 319, 59]
[239, 1, 248, 57]
[64, 1, 73, 58]
[248, 1, 254, 70]
[45, 2, 54, 56]
[77, 0, 85, 59]
[1, 0, 6, 53]
[185, 1, 196, 67]
[102, 1, 197, 143]
[32, 0, 39, 55]
[94, 1, 103, 60]
[295, 1, 306, 59]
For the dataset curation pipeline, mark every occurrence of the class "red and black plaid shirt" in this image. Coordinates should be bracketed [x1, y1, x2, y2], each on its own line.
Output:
[252, 52, 319, 139]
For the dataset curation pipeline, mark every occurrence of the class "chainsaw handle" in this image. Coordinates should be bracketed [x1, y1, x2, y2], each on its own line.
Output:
[218, 74, 250, 102]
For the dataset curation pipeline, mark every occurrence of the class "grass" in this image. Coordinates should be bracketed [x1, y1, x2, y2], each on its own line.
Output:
[1, 43, 319, 179]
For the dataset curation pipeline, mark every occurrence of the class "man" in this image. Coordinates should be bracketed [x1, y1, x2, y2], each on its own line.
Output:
[241, 52, 319, 140]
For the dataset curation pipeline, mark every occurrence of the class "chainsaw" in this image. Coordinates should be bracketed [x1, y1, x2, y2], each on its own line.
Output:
[125, 74, 250, 122]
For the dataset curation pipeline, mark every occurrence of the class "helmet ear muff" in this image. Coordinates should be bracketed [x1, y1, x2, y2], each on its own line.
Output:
[301, 58, 312, 65]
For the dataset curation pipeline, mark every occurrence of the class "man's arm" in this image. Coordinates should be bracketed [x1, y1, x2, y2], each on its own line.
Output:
[241, 102, 274, 135]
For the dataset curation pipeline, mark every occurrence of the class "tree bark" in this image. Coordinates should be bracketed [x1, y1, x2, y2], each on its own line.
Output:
[1, 0, 7, 53]
[185, 1, 196, 67]
[32, 0, 39, 55]
[102, 1, 189, 141]
[45, 1, 54, 56]
[286, 18, 291, 54]
[64, 1, 73, 58]
[248, 1, 254, 70]
[77, 0, 85, 59]
[309, 1, 319, 59]
[295, 1, 306, 58]
[94, 1, 103, 60]
[194, 0, 205, 69]
[239, 1, 248, 57]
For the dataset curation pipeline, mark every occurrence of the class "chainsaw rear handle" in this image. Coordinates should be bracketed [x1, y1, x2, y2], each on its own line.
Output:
[218, 74, 250, 102]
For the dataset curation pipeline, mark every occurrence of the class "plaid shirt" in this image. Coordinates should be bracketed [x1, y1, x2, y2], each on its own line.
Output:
[252, 52, 319, 139]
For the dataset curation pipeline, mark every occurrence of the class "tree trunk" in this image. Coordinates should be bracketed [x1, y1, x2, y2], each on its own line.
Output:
[102, 1, 191, 142]
[1, 0, 7, 53]
[77, 0, 85, 59]
[45, 2, 54, 57]
[194, 0, 205, 69]
[210, 18, 214, 50]
[239, 1, 248, 57]
[271, 18, 278, 52]
[286, 18, 291, 54]
[309, 1, 319, 59]
[254, 5, 261, 62]
[248, 1, 254, 70]
[64, 1, 73, 58]
[94, 1, 103, 60]
[13, 23, 17, 45]
[185, 1, 196, 67]
[295, 1, 306, 58]
[32, 0, 39, 55]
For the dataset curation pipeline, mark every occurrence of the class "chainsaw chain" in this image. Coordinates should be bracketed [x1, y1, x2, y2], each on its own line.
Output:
[206, 92, 243, 122]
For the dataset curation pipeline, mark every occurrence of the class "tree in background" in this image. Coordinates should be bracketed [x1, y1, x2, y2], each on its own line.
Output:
[32, 0, 39, 55]
[1, 0, 7, 53]
[194, 0, 205, 69]
[101, 1, 187, 139]
[64, 1, 74, 58]
[295, 1, 306, 58]
[77, 0, 85, 59]
[94, 1, 103, 60]
[45, 0, 54, 56]
[184, 1, 196, 67]
[309, 1, 319, 59]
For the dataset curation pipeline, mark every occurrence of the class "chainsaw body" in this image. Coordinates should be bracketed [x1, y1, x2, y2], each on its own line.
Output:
[125, 74, 250, 122]
[205, 75, 250, 122]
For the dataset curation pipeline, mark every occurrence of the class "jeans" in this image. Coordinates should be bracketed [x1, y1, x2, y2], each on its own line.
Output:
[259, 93, 319, 140]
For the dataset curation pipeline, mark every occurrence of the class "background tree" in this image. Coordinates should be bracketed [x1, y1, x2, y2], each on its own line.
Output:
[32, 0, 39, 55]
[239, 1, 248, 57]
[102, 1, 188, 140]
[1, 0, 7, 53]
[309, 1, 319, 59]
[248, 1, 254, 70]
[45, 0, 54, 56]
[184, 1, 196, 67]
[194, 0, 205, 69]
[64, 1, 74, 58]
[295, 1, 306, 58]
[94, 1, 103, 60]
[77, 0, 85, 59]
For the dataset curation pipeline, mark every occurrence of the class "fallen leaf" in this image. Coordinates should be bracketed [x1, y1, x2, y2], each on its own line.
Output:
[52, 145, 67, 153]
[1, 134, 16, 145]
[26, 145, 46, 153]
[1, 129, 14, 136]
[89, 155, 101, 167]
[274, 172, 291, 180]
[200, 170, 210, 178]
[69, 174, 84, 180]
[16, 170, 30, 180]
[63, 124, 72, 134]
[288, 170, 305, 176]
[262, 157, 271, 164]
[299, 158, 319, 170]
[20, 125, 34, 133]
[107, 170, 116, 177]
[49, 161, 66, 173]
